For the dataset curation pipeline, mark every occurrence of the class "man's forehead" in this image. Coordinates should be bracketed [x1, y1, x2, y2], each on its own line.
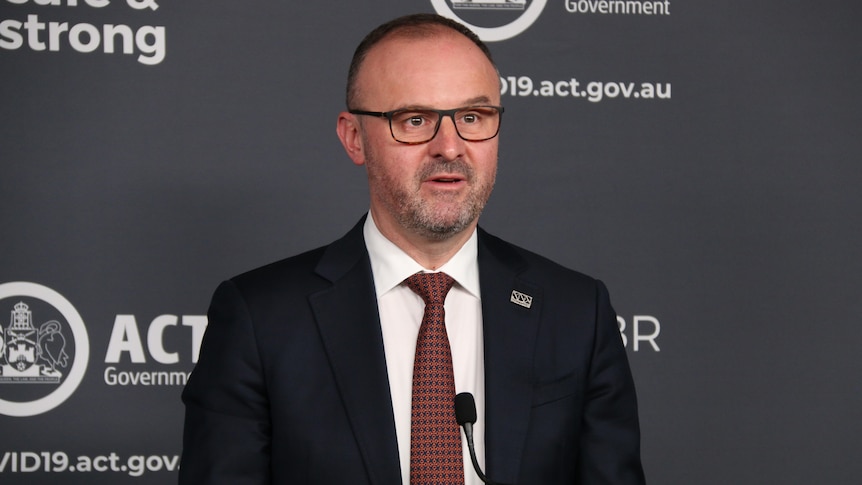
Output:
[359, 33, 495, 85]
[351, 27, 499, 109]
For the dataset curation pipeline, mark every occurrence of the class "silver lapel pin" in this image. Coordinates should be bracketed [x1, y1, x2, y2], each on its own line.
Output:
[510, 290, 533, 309]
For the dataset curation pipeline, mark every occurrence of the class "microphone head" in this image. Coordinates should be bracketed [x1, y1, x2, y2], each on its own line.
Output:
[454, 392, 477, 425]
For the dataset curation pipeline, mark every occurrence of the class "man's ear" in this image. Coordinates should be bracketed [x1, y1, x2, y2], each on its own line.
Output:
[336, 112, 366, 166]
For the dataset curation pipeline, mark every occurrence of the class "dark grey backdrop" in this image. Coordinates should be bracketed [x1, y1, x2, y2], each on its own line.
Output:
[2, 1, 860, 483]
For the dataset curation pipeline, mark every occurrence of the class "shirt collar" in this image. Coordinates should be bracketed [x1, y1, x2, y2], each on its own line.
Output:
[363, 212, 480, 299]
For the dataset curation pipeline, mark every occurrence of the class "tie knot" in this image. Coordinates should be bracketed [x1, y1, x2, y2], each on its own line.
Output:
[405, 272, 455, 306]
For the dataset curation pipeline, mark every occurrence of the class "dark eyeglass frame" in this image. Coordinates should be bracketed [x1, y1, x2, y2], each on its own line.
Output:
[348, 105, 505, 145]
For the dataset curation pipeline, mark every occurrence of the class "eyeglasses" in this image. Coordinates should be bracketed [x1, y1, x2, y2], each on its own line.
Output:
[348, 105, 504, 145]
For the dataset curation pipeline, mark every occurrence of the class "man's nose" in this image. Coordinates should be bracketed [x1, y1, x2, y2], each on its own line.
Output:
[428, 115, 466, 160]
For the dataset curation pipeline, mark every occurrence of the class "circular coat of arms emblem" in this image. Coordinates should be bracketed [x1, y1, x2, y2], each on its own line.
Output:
[431, 0, 548, 41]
[0, 282, 89, 417]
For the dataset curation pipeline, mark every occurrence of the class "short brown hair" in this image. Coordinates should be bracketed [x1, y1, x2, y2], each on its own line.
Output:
[345, 13, 496, 108]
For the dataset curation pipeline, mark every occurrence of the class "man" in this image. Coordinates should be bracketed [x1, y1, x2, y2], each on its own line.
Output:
[180, 13, 645, 485]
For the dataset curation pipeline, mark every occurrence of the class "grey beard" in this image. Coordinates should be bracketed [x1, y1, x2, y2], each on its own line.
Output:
[401, 201, 480, 240]
[395, 159, 493, 240]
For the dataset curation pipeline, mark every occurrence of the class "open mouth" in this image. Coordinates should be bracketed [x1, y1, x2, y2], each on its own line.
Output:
[428, 174, 465, 184]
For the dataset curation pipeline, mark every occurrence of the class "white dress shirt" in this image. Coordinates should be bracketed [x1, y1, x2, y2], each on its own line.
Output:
[363, 213, 486, 485]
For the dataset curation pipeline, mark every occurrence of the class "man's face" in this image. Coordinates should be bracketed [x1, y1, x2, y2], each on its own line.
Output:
[344, 30, 501, 241]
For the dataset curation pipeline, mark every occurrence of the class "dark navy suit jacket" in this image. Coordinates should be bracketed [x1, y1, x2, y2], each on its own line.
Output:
[180, 218, 645, 484]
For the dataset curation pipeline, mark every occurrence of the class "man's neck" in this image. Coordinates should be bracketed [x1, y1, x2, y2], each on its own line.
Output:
[369, 209, 477, 271]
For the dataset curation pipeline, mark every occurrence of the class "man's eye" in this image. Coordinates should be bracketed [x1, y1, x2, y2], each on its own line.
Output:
[462, 113, 478, 124]
[394, 111, 432, 129]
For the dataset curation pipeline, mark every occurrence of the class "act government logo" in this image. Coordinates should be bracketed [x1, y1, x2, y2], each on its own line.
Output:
[431, 0, 548, 41]
[0, 282, 89, 417]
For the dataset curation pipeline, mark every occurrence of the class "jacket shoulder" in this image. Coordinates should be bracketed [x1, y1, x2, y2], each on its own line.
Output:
[227, 217, 369, 298]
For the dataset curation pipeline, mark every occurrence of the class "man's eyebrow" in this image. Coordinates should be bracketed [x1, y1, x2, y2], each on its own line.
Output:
[464, 96, 493, 106]
[397, 97, 497, 111]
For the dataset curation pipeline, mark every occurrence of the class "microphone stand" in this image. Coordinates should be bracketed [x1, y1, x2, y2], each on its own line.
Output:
[455, 392, 510, 485]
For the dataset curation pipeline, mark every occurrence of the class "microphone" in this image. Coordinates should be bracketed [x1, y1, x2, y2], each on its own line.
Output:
[455, 392, 509, 485]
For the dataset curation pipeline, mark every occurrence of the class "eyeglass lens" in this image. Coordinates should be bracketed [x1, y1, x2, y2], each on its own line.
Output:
[390, 107, 500, 143]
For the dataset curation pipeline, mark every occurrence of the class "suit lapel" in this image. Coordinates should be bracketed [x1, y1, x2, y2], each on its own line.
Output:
[478, 229, 542, 483]
[305, 221, 541, 484]
[308, 218, 402, 485]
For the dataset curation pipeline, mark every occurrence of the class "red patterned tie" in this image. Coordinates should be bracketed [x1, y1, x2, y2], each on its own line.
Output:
[406, 271, 464, 485]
